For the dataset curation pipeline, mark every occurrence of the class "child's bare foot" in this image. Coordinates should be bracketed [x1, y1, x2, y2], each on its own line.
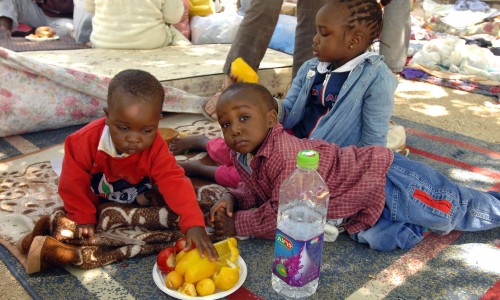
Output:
[135, 193, 151, 206]
[170, 135, 209, 155]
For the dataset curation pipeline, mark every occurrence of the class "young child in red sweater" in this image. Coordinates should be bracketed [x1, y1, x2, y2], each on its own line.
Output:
[58, 69, 217, 258]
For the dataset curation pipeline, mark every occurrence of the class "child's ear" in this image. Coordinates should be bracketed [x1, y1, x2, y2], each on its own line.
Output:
[348, 31, 365, 50]
[103, 107, 109, 124]
[267, 109, 278, 128]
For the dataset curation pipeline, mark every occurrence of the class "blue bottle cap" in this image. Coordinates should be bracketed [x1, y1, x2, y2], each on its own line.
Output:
[297, 150, 319, 169]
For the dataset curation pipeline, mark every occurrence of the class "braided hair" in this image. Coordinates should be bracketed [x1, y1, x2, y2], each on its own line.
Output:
[335, 0, 393, 43]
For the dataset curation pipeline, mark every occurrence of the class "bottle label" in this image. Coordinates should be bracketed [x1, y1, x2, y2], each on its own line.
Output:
[272, 229, 324, 287]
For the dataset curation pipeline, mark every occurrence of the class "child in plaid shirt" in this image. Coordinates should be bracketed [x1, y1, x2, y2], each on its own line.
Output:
[206, 82, 500, 251]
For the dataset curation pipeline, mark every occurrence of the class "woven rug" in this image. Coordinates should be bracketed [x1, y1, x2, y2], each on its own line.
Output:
[0, 35, 90, 52]
[0, 114, 499, 299]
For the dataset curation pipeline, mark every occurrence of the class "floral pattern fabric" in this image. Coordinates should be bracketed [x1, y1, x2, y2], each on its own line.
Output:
[0, 47, 210, 137]
[0, 45, 293, 138]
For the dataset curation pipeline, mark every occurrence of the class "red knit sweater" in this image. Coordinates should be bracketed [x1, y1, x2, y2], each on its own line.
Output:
[58, 118, 204, 233]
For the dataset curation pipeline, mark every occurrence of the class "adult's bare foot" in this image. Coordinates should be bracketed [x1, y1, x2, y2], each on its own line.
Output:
[204, 75, 234, 120]
[170, 134, 210, 155]
[0, 17, 12, 39]
[204, 91, 221, 120]
[0, 27, 11, 39]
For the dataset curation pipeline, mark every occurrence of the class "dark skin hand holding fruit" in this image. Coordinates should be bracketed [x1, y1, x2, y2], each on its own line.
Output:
[175, 237, 191, 252]
[156, 237, 241, 296]
[185, 226, 218, 260]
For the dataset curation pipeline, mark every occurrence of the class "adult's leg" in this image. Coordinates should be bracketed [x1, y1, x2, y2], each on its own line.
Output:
[222, 0, 283, 74]
[293, 0, 329, 78]
[379, 0, 411, 72]
[205, 0, 283, 119]
[0, 0, 48, 30]
[0, 0, 18, 32]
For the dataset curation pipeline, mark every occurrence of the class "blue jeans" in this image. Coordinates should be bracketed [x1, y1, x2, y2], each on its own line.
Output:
[352, 153, 500, 251]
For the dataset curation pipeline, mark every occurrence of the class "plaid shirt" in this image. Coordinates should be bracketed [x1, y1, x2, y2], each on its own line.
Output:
[230, 124, 394, 239]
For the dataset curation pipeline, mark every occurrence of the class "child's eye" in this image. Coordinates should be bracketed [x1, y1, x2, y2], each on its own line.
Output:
[240, 115, 249, 122]
[142, 129, 153, 134]
[220, 122, 230, 128]
[118, 126, 128, 131]
[316, 28, 329, 37]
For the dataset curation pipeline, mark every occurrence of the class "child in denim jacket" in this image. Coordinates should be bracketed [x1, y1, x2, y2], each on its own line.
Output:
[171, 0, 397, 187]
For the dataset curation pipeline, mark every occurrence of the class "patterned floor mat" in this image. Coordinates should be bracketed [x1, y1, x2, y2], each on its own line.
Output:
[0, 35, 90, 52]
[0, 114, 499, 299]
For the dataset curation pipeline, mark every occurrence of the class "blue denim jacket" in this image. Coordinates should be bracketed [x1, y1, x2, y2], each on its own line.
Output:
[280, 55, 397, 147]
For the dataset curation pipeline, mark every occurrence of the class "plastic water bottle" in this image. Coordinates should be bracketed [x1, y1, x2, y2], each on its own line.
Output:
[271, 150, 330, 299]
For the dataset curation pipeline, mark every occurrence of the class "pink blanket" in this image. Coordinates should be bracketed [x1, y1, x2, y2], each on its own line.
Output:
[0, 47, 208, 137]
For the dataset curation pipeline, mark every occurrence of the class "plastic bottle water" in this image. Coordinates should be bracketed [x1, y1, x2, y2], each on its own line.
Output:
[271, 150, 330, 299]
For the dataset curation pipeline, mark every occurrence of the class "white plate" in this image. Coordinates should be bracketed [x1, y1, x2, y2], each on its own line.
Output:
[25, 35, 60, 42]
[152, 256, 247, 300]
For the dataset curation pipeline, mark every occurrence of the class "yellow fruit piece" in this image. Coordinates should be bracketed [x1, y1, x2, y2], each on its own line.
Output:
[175, 250, 186, 263]
[189, 5, 214, 16]
[214, 237, 240, 271]
[190, 0, 210, 5]
[196, 278, 216, 296]
[178, 282, 197, 296]
[231, 57, 259, 83]
[213, 260, 240, 291]
[189, 0, 215, 17]
[177, 131, 190, 138]
[165, 270, 184, 290]
[175, 248, 217, 284]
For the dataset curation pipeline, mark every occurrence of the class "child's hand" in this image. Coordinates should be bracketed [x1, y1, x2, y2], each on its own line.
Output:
[212, 211, 236, 237]
[209, 193, 236, 224]
[185, 226, 218, 261]
[76, 224, 95, 239]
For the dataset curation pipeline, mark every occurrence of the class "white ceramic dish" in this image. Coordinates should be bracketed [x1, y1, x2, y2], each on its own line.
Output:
[152, 256, 247, 300]
[25, 35, 60, 42]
